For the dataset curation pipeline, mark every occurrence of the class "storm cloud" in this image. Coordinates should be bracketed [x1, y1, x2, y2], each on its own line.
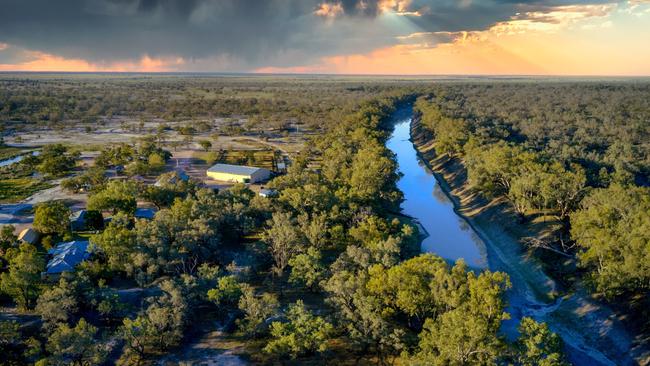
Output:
[0, 0, 623, 70]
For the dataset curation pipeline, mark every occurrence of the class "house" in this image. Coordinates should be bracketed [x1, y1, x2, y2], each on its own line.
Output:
[134, 207, 157, 220]
[259, 188, 278, 198]
[70, 210, 88, 231]
[206, 163, 271, 183]
[155, 170, 190, 187]
[70, 210, 103, 231]
[18, 228, 40, 245]
[44, 240, 91, 278]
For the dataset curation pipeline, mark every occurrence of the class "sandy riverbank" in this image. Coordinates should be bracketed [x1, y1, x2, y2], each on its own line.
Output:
[409, 116, 647, 366]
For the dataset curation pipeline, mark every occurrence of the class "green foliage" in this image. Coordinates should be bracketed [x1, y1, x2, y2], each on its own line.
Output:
[207, 275, 242, 307]
[33, 201, 71, 237]
[36, 144, 80, 177]
[0, 243, 45, 309]
[415, 98, 470, 156]
[264, 300, 334, 359]
[95, 144, 134, 168]
[515, 317, 568, 366]
[288, 247, 325, 291]
[0, 319, 20, 353]
[141, 171, 197, 209]
[411, 264, 511, 366]
[90, 213, 135, 272]
[119, 279, 188, 362]
[36, 278, 78, 332]
[263, 211, 303, 276]
[570, 184, 650, 296]
[147, 153, 166, 172]
[45, 318, 106, 366]
[236, 284, 279, 337]
[61, 166, 107, 193]
[87, 180, 138, 215]
[0, 224, 18, 255]
[198, 140, 212, 152]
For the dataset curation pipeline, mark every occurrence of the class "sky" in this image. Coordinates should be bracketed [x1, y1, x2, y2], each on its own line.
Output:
[0, 0, 649, 75]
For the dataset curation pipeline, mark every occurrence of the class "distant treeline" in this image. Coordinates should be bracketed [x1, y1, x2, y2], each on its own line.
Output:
[0, 75, 415, 132]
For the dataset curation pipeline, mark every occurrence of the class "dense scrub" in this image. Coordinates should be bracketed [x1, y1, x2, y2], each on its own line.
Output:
[0, 74, 417, 133]
[415, 82, 650, 301]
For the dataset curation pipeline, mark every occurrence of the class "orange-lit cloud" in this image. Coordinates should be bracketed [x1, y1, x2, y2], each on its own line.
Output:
[0, 47, 185, 72]
[314, 2, 344, 18]
[255, 2, 650, 76]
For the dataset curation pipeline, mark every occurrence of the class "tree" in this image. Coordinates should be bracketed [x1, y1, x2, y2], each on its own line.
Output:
[120, 280, 188, 363]
[416, 99, 470, 157]
[407, 262, 511, 366]
[36, 144, 79, 177]
[570, 184, 650, 296]
[198, 140, 212, 152]
[207, 275, 242, 307]
[0, 243, 45, 309]
[264, 300, 334, 359]
[263, 211, 302, 276]
[147, 153, 166, 172]
[366, 254, 466, 326]
[36, 278, 78, 332]
[90, 213, 135, 272]
[288, 247, 325, 291]
[87, 180, 138, 215]
[134, 197, 219, 279]
[515, 317, 568, 366]
[324, 266, 405, 364]
[236, 284, 279, 337]
[0, 224, 17, 255]
[539, 163, 587, 221]
[61, 166, 107, 194]
[465, 142, 538, 198]
[0, 320, 20, 349]
[46, 318, 106, 366]
[33, 201, 71, 237]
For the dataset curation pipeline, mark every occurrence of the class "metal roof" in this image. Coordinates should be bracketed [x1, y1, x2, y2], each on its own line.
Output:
[18, 228, 39, 244]
[207, 163, 265, 176]
[135, 208, 156, 219]
[46, 240, 90, 274]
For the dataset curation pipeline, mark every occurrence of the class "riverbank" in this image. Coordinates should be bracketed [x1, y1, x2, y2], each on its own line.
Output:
[409, 115, 646, 366]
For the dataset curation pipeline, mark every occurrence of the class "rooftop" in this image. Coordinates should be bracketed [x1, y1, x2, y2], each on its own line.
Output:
[207, 163, 265, 176]
[46, 240, 90, 275]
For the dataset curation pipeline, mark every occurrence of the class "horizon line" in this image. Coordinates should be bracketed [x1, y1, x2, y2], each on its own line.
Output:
[1, 71, 650, 79]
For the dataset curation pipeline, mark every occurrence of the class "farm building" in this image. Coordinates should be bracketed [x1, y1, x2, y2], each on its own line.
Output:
[70, 210, 104, 231]
[18, 228, 40, 245]
[44, 240, 91, 278]
[207, 163, 271, 183]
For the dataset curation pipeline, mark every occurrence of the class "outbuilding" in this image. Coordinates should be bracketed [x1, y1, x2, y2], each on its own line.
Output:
[18, 228, 40, 245]
[259, 188, 278, 198]
[206, 163, 271, 183]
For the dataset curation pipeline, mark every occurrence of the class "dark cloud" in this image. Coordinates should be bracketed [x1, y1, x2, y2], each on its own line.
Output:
[0, 0, 618, 70]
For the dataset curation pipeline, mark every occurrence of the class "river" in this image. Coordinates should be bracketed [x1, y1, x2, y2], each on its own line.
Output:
[0, 151, 39, 167]
[387, 108, 488, 269]
[386, 106, 637, 366]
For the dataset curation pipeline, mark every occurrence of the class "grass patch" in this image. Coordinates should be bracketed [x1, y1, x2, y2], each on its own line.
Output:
[0, 178, 54, 203]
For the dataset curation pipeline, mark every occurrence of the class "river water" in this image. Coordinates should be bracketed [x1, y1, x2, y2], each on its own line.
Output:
[0, 151, 39, 167]
[387, 108, 487, 268]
